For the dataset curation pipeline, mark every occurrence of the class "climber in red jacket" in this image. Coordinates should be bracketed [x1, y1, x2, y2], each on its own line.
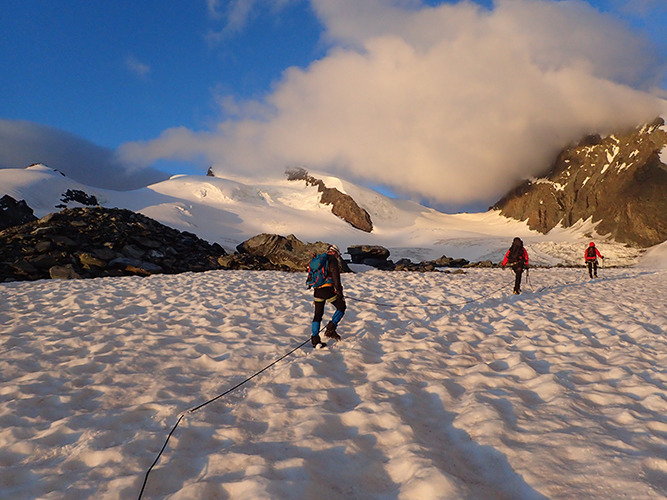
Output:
[584, 242, 604, 278]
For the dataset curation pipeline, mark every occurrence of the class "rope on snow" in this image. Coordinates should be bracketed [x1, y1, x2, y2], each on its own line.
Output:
[137, 336, 311, 499]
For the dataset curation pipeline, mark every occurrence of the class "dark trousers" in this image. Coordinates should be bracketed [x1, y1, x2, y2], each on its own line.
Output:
[512, 265, 524, 292]
[587, 260, 598, 278]
[313, 286, 346, 325]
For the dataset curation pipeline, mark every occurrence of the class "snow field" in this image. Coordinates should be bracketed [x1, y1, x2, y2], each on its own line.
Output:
[0, 268, 666, 499]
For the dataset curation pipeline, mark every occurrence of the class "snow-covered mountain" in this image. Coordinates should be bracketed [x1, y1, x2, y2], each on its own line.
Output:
[493, 118, 667, 247]
[0, 163, 657, 267]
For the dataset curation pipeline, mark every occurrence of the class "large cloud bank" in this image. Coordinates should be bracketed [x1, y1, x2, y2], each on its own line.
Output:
[0, 120, 168, 191]
[119, 0, 665, 206]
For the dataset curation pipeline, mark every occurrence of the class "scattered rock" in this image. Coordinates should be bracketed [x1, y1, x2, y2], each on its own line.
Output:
[0, 206, 227, 282]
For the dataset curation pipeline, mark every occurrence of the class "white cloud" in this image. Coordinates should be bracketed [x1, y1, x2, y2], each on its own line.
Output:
[120, 0, 664, 207]
[125, 56, 151, 79]
[206, 0, 298, 40]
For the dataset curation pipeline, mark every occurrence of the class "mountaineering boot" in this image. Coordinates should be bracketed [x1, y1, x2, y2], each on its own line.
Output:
[311, 334, 326, 348]
[324, 321, 341, 341]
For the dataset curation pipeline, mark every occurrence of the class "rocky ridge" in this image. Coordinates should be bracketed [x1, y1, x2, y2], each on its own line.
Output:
[493, 118, 667, 247]
[286, 167, 374, 232]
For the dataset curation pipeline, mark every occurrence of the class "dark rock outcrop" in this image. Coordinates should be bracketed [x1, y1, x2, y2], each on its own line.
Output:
[431, 255, 470, 268]
[235, 233, 351, 272]
[0, 195, 38, 231]
[286, 167, 373, 232]
[348, 245, 390, 262]
[493, 118, 667, 247]
[345, 246, 474, 271]
[55, 189, 99, 209]
[347, 245, 395, 269]
[393, 255, 471, 272]
[0, 207, 226, 282]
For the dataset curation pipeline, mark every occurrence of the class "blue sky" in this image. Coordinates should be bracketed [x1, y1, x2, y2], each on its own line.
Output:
[1, 1, 323, 147]
[1, 0, 665, 206]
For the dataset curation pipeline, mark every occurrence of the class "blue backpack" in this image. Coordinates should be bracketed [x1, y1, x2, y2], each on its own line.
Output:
[306, 253, 332, 289]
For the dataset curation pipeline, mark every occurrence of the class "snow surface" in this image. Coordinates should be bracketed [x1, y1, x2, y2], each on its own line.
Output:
[0, 165, 654, 267]
[638, 240, 667, 269]
[1, 267, 666, 499]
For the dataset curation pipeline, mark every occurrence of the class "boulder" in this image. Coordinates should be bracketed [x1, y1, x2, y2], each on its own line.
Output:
[347, 245, 390, 263]
[49, 264, 81, 280]
[235, 233, 352, 273]
[78, 252, 106, 269]
[236, 233, 329, 271]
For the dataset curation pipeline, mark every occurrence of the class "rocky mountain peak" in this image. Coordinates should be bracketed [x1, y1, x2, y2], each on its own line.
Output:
[286, 167, 373, 233]
[493, 118, 667, 247]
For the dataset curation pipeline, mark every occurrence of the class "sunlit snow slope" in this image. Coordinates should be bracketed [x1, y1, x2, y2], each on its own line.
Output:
[0, 164, 652, 266]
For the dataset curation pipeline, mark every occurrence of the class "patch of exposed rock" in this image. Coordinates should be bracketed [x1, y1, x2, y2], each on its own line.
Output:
[55, 189, 99, 209]
[286, 167, 373, 232]
[493, 118, 667, 247]
[0, 195, 37, 231]
[0, 207, 226, 282]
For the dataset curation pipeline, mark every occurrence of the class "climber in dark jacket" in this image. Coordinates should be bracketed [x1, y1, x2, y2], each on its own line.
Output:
[311, 244, 346, 348]
[502, 237, 529, 294]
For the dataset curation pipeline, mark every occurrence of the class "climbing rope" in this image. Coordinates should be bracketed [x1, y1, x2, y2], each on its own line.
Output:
[137, 266, 616, 498]
[137, 336, 311, 499]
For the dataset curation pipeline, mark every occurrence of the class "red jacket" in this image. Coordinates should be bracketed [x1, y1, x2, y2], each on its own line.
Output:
[502, 247, 529, 266]
[585, 246, 602, 261]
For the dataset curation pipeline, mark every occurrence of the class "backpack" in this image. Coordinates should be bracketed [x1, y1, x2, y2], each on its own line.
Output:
[507, 244, 525, 264]
[586, 246, 597, 258]
[306, 253, 332, 289]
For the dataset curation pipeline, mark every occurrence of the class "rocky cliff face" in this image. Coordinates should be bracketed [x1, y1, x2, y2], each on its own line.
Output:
[286, 168, 373, 233]
[493, 118, 667, 247]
